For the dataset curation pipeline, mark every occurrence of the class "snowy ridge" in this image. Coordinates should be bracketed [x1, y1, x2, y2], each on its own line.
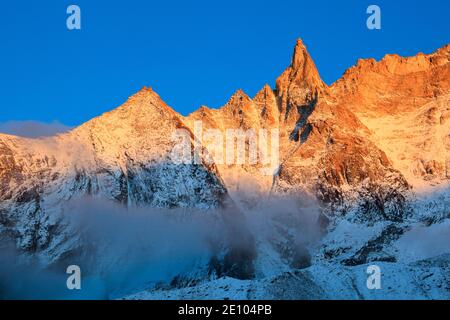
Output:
[0, 40, 449, 299]
[125, 254, 450, 300]
[0, 87, 229, 265]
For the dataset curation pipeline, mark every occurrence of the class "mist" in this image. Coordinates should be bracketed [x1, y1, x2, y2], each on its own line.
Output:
[0, 120, 71, 138]
[395, 219, 450, 263]
[0, 191, 325, 300]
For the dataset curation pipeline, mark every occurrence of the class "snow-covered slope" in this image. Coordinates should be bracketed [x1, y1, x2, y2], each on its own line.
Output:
[186, 40, 413, 224]
[0, 87, 229, 264]
[125, 254, 450, 300]
[0, 40, 449, 300]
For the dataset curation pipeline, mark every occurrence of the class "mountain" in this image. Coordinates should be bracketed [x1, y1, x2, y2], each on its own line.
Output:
[0, 87, 229, 262]
[185, 39, 412, 223]
[126, 253, 450, 300]
[331, 45, 450, 189]
[0, 39, 449, 299]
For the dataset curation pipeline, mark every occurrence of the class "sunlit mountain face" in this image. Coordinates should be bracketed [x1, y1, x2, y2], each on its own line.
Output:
[0, 39, 449, 300]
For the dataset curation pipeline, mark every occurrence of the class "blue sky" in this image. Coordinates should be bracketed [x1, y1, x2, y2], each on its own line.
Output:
[1, 0, 449, 126]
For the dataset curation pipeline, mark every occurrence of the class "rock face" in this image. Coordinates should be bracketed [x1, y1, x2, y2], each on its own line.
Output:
[0, 39, 449, 299]
[186, 39, 415, 223]
[276, 39, 327, 126]
[181, 40, 449, 290]
[331, 45, 450, 189]
[0, 87, 228, 259]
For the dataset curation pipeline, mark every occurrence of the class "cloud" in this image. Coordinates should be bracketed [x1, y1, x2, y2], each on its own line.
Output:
[0, 120, 72, 138]
[395, 219, 450, 262]
[0, 191, 324, 299]
[0, 199, 222, 299]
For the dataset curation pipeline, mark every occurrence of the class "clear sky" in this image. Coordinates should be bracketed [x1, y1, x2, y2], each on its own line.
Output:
[1, 0, 449, 126]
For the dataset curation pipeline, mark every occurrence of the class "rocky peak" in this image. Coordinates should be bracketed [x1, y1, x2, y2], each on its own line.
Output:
[254, 84, 275, 102]
[254, 84, 279, 127]
[331, 44, 450, 115]
[279, 39, 326, 92]
[339, 44, 449, 81]
[291, 39, 317, 74]
[276, 39, 327, 122]
[122, 86, 179, 116]
[223, 89, 255, 117]
[435, 43, 450, 57]
[65, 86, 193, 170]
[196, 105, 213, 116]
[75, 86, 183, 133]
[226, 89, 252, 106]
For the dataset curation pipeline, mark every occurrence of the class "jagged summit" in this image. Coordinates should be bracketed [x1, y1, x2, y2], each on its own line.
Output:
[125, 86, 160, 105]
[254, 84, 274, 99]
[292, 39, 314, 72]
[136, 85, 154, 93]
[436, 43, 450, 57]
[226, 89, 252, 105]
[122, 86, 180, 115]
[331, 43, 450, 115]
[71, 86, 185, 140]
[343, 43, 450, 79]
[281, 38, 326, 92]
[221, 89, 256, 119]
[188, 40, 326, 127]
[275, 39, 327, 122]
[1, 39, 450, 299]
[253, 84, 279, 126]
[328, 44, 450, 188]
[253, 84, 276, 106]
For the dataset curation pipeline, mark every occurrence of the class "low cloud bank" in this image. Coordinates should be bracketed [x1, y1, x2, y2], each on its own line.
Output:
[0, 120, 72, 138]
[395, 219, 450, 263]
[0, 192, 324, 299]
